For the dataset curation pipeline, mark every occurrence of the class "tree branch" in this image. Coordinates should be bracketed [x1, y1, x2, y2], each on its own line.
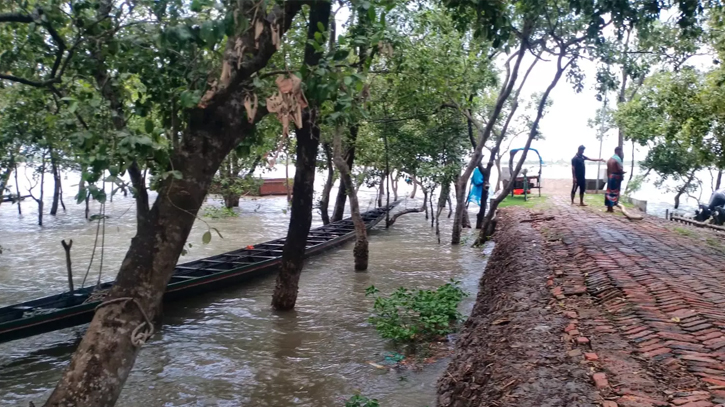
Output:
[0, 12, 32, 23]
[0, 73, 60, 88]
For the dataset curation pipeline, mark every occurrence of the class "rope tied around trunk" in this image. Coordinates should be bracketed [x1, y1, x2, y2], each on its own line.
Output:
[96, 297, 155, 347]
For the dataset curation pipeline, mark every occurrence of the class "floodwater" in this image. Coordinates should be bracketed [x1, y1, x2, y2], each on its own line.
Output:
[0, 172, 487, 407]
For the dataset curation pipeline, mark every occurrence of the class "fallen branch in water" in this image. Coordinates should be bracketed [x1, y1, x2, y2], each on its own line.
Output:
[388, 189, 428, 226]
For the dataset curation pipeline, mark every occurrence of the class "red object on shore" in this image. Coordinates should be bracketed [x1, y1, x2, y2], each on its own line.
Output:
[513, 189, 531, 195]
[259, 178, 292, 196]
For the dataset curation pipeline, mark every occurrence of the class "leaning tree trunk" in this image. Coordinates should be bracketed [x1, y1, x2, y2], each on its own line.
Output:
[674, 172, 696, 209]
[453, 176, 471, 229]
[14, 163, 22, 214]
[331, 126, 357, 222]
[409, 174, 417, 198]
[378, 175, 385, 208]
[332, 130, 368, 270]
[476, 52, 567, 246]
[319, 142, 335, 225]
[271, 0, 330, 311]
[43, 1, 302, 405]
[0, 164, 13, 209]
[50, 150, 61, 216]
[717, 169, 723, 190]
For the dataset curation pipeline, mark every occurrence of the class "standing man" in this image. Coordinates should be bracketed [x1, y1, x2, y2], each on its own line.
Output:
[605, 146, 626, 212]
[572, 145, 605, 206]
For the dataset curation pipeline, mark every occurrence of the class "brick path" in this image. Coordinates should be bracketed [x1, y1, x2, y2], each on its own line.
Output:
[534, 197, 725, 407]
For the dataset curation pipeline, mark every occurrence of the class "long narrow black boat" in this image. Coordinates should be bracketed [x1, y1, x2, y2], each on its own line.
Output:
[0, 203, 398, 344]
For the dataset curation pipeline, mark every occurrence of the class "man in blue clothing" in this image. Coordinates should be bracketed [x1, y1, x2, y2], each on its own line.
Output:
[571, 145, 604, 206]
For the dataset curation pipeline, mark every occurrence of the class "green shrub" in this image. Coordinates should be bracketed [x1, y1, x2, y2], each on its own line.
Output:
[203, 206, 239, 218]
[365, 280, 467, 347]
[345, 395, 380, 407]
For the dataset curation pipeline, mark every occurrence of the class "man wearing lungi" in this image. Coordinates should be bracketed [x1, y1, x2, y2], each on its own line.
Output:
[605, 146, 626, 212]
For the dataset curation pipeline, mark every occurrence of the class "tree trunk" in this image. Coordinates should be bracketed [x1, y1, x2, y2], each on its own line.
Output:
[271, 0, 330, 311]
[332, 130, 368, 270]
[331, 126, 357, 222]
[717, 169, 722, 190]
[0, 160, 13, 209]
[628, 140, 635, 184]
[477, 53, 568, 245]
[223, 193, 240, 208]
[452, 45, 528, 244]
[320, 142, 334, 225]
[50, 151, 61, 216]
[410, 175, 417, 198]
[378, 174, 385, 208]
[390, 171, 398, 201]
[436, 183, 450, 243]
[285, 139, 292, 203]
[37, 155, 46, 226]
[429, 186, 436, 228]
[453, 176, 471, 229]
[388, 187, 427, 226]
[43, 1, 302, 404]
[14, 162, 22, 215]
[674, 172, 696, 209]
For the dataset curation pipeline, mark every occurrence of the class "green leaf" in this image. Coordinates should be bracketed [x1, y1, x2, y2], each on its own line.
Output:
[144, 119, 154, 134]
[76, 187, 88, 204]
[202, 230, 212, 244]
[333, 49, 349, 61]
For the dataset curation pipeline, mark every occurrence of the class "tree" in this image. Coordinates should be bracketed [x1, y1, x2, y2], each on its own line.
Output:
[616, 68, 718, 208]
[2, 0, 307, 404]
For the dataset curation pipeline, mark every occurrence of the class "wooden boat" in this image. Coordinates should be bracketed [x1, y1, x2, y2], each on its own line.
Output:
[0, 203, 398, 344]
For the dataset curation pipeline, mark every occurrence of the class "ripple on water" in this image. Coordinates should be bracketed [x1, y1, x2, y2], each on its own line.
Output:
[0, 189, 488, 407]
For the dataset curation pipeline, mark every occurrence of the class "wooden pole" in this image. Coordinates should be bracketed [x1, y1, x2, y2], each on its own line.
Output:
[384, 122, 390, 228]
[61, 239, 74, 293]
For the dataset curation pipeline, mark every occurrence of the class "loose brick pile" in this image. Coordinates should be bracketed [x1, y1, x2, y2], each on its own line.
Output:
[538, 197, 725, 407]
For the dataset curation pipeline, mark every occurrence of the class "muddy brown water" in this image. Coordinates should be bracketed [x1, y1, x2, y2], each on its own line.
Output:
[0, 176, 488, 407]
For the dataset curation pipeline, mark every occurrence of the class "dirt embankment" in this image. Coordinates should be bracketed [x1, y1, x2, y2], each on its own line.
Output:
[437, 208, 598, 407]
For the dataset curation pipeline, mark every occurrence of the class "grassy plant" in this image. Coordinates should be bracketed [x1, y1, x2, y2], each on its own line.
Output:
[203, 206, 239, 219]
[674, 227, 695, 237]
[365, 280, 467, 351]
[345, 394, 380, 407]
[496, 194, 548, 209]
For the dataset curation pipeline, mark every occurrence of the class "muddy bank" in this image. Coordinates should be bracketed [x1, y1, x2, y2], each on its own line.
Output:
[437, 208, 598, 407]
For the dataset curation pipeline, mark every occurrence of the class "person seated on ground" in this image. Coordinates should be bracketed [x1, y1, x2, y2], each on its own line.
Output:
[605, 146, 626, 213]
[571, 145, 605, 206]
[695, 188, 725, 221]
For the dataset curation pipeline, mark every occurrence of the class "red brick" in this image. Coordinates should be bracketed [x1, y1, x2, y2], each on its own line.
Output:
[565, 323, 577, 332]
[584, 352, 599, 361]
[679, 401, 714, 407]
[577, 336, 590, 344]
[593, 372, 609, 388]
[602, 402, 617, 407]
[658, 331, 697, 343]
[672, 394, 712, 405]
[701, 376, 725, 387]
[696, 331, 722, 341]
[643, 347, 671, 358]
[564, 311, 578, 319]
